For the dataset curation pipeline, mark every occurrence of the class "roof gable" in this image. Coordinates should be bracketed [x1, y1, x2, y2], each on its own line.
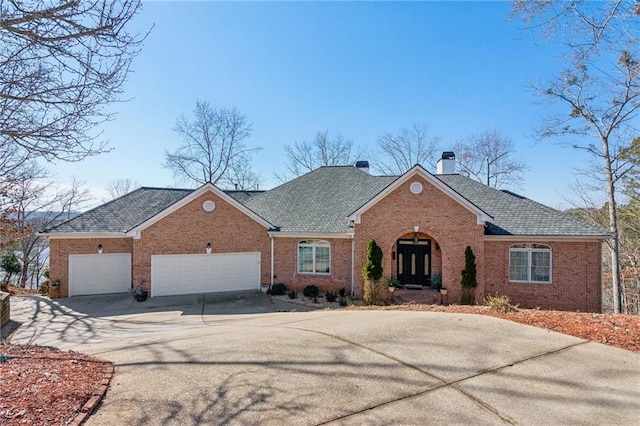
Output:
[348, 165, 493, 225]
[125, 183, 274, 238]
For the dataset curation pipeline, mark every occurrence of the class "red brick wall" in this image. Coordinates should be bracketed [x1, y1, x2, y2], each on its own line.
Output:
[353, 176, 486, 303]
[133, 191, 271, 295]
[48, 238, 133, 297]
[484, 240, 602, 312]
[272, 237, 352, 294]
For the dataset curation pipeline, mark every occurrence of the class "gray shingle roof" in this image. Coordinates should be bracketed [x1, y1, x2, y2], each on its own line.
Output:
[245, 166, 396, 233]
[436, 175, 607, 237]
[42, 187, 193, 234]
[43, 167, 607, 238]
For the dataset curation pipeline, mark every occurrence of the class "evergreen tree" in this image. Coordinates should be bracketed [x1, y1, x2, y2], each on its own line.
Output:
[461, 246, 477, 304]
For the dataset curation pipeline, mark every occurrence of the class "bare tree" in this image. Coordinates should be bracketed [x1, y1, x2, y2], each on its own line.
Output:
[163, 100, 259, 187]
[453, 129, 528, 189]
[106, 178, 139, 200]
[224, 154, 261, 190]
[278, 131, 363, 180]
[514, 1, 639, 313]
[0, 1, 148, 165]
[8, 166, 91, 288]
[376, 123, 440, 175]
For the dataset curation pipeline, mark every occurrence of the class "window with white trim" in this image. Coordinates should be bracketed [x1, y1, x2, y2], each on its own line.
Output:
[298, 240, 331, 274]
[509, 244, 552, 283]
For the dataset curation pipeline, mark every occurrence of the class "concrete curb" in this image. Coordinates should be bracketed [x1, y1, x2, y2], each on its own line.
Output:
[70, 362, 114, 426]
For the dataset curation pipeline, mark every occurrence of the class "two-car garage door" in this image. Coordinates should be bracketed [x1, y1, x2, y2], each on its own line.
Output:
[151, 252, 260, 297]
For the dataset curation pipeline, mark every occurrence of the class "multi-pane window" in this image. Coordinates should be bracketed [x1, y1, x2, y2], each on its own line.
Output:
[298, 240, 330, 274]
[509, 244, 552, 284]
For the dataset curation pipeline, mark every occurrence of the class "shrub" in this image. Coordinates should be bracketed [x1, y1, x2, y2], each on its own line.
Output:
[430, 274, 442, 290]
[288, 290, 297, 299]
[484, 294, 519, 313]
[325, 291, 337, 303]
[303, 284, 319, 299]
[461, 246, 477, 305]
[38, 280, 49, 295]
[270, 283, 287, 296]
[362, 238, 383, 305]
[339, 296, 349, 307]
[339, 287, 346, 297]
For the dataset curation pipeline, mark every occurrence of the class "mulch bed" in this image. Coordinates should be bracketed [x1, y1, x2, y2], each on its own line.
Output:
[0, 301, 638, 425]
[0, 344, 113, 426]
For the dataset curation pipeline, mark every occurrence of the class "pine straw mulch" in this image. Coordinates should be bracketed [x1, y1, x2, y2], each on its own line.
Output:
[0, 304, 638, 426]
[0, 344, 113, 426]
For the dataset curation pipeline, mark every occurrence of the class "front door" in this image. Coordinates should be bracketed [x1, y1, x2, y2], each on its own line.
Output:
[397, 239, 431, 286]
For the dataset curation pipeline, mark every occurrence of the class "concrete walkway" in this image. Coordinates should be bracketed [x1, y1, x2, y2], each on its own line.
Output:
[8, 294, 640, 425]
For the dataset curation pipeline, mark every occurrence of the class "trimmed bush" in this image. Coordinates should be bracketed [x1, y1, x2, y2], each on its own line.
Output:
[303, 284, 319, 299]
[362, 238, 383, 305]
[270, 283, 287, 296]
[461, 246, 477, 305]
[325, 291, 337, 303]
[288, 290, 297, 299]
[339, 287, 346, 297]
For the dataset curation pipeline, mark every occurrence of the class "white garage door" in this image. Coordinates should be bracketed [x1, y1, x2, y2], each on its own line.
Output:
[69, 254, 132, 296]
[151, 252, 260, 297]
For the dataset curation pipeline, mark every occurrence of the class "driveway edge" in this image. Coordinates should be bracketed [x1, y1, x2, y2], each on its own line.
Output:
[70, 362, 115, 426]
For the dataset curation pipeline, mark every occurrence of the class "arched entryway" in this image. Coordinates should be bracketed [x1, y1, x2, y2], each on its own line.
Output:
[396, 232, 441, 288]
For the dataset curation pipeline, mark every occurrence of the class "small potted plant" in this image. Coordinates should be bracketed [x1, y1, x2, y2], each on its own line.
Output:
[387, 276, 399, 293]
[260, 283, 270, 294]
[51, 279, 60, 292]
[130, 286, 148, 302]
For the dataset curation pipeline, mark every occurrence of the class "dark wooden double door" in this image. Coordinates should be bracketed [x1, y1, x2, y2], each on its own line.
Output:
[397, 239, 431, 287]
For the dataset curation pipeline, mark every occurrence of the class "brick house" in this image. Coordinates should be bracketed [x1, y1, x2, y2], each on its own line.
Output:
[41, 153, 607, 312]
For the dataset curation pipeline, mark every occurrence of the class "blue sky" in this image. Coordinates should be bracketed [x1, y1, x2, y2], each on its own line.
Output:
[49, 1, 594, 209]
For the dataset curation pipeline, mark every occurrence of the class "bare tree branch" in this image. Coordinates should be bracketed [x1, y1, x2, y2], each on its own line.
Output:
[453, 129, 529, 189]
[376, 123, 440, 175]
[278, 131, 364, 181]
[163, 100, 260, 188]
[106, 178, 139, 200]
[0, 0, 150, 164]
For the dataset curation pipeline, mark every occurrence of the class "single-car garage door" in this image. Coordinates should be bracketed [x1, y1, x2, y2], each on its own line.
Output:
[69, 254, 132, 296]
[151, 252, 260, 297]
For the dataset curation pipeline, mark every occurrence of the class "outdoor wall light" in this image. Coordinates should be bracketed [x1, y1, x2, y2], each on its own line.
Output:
[97, 244, 103, 254]
[206, 242, 212, 254]
[413, 226, 419, 233]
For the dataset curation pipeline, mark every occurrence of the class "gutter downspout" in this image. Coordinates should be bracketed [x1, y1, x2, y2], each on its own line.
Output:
[269, 233, 274, 289]
[351, 234, 355, 297]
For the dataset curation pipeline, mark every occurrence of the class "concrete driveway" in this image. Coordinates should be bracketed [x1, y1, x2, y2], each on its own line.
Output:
[8, 293, 640, 425]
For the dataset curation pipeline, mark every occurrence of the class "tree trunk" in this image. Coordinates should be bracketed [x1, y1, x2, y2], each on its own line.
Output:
[603, 139, 622, 314]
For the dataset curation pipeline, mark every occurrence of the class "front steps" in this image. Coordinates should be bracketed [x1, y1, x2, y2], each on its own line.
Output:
[390, 288, 445, 305]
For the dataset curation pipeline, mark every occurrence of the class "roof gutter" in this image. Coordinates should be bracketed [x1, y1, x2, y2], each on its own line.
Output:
[483, 234, 610, 242]
[37, 232, 129, 239]
[267, 231, 354, 239]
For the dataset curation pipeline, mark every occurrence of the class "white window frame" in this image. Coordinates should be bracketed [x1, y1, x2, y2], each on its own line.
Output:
[509, 243, 552, 284]
[298, 240, 331, 275]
